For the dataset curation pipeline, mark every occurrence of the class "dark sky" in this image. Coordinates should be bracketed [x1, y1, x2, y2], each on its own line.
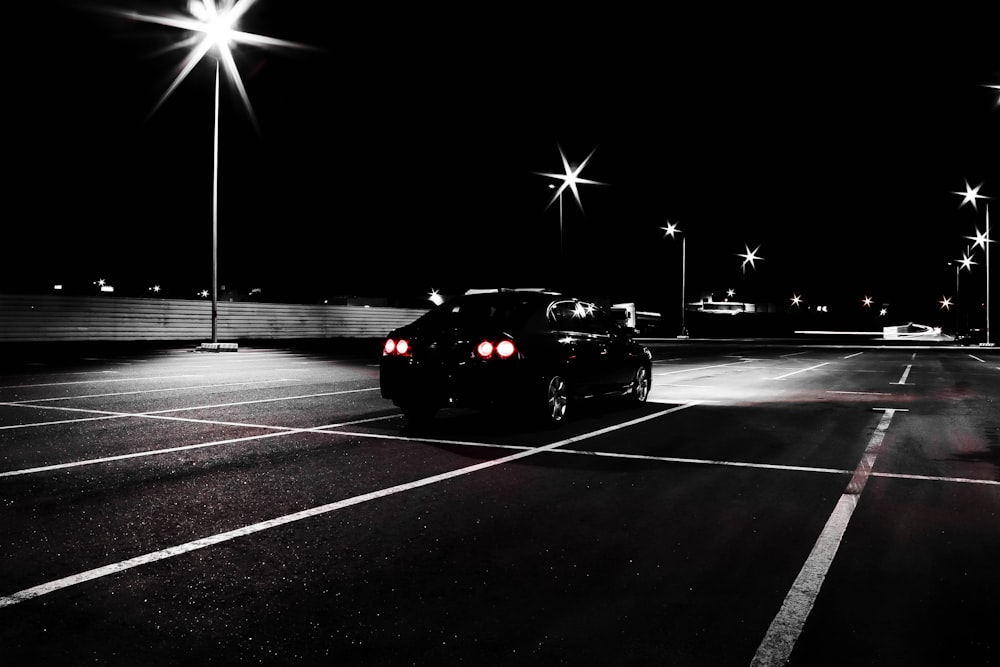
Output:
[7, 3, 999, 322]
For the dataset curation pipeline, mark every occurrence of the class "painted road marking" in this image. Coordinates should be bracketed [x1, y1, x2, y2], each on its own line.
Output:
[769, 362, 830, 380]
[0, 374, 201, 389]
[750, 408, 903, 667]
[826, 390, 890, 396]
[969, 354, 986, 362]
[0, 412, 400, 479]
[655, 360, 760, 376]
[0, 403, 699, 608]
[2, 379, 298, 404]
[0, 388, 380, 430]
[843, 351, 864, 359]
[890, 364, 913, 385]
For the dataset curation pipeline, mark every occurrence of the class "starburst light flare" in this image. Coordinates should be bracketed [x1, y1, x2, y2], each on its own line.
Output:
[956, 249, 977, 271]
[790, 294, 802, 307]
[660, 221, 680, 239]
[953, 179, 990, 211]
[737, 244, 764, 273]
[115, 0, 311, 125]
[537, 146, 605, 212]
[862, 296, 873, 307]
[535, 145, 605, 259]
[939, 296, 953, 310]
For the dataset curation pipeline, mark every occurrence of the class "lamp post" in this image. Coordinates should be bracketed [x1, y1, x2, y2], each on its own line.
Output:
[951, 249, 977, 336]
[660, 222, 687, 337]
[536, 146, 604, 268]
[963, 207, 993, 345]
[117, 1, 309, 342]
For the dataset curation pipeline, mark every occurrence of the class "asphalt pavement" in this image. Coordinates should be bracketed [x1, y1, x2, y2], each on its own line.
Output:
[1, 341, 998, 666]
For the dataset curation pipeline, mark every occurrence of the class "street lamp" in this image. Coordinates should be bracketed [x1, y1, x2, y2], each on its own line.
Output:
[536, 145, 604, 263]
[660, 222, 687, 337]
[963, 206, 992, 344]
[116, 1, 310, 342]
[956, 176, 992, 344]
[950, 250, 977, 335]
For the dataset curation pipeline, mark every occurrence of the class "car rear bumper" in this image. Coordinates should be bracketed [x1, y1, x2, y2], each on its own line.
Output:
[380, 357, 537, 409]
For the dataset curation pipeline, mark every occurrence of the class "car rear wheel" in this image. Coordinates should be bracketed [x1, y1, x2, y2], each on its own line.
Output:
[543, 375, 569, 424]
[631, 365, 651, 403]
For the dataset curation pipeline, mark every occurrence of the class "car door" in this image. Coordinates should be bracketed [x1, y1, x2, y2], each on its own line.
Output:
[546, 300, 607, 395]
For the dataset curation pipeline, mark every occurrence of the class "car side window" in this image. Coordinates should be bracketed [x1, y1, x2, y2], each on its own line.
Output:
[587, 307, 616, 335]
[547, 300, 614, 334]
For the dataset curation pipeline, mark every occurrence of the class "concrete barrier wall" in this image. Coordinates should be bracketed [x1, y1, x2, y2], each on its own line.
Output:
[0, 294, 428, 342]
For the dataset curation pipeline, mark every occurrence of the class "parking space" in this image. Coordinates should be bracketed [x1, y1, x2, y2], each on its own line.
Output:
[1, 343, 998, 665]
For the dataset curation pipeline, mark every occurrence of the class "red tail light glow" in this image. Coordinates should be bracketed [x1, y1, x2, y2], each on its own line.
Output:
[476, 339, 516, 360]
[496, 340, 516, 358]
[384, 338, 412, 357]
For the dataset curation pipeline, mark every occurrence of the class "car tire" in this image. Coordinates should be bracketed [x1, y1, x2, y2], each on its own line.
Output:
[630, 365, 651, 403]
[542, 375, 570, 425]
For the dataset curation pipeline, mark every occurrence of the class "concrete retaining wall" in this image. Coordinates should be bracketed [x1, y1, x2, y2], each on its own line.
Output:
[0, 294, 428, 343]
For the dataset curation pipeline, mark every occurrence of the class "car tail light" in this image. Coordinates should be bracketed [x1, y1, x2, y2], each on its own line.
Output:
[383, 338, 412, 357]
[475, 339, 516, 360]
[496, 340, 516, 358]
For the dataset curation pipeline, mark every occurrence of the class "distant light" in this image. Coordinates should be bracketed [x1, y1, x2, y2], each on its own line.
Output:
[956, 250, 978, 271]
[429, 289, 444, 306]
[53, 284, 62, 290]
[790, 294, 802, 307]
[536, 146, 605, 213]
[737, 243, 764, 273]
[862, 296, 874, 307]
[726, 289, 735, 298]
[879, 308, 887, 316]
[953, 179, 990, 211]
[939, 296, 953, 310]
[660, 221, 681, 239]
[100, 285, 114, 293]
[965, 226, 992, 251]
[199, 290, 209, 298]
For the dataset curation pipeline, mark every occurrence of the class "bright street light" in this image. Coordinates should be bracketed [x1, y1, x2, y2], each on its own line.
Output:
[116, 1, 311, 342]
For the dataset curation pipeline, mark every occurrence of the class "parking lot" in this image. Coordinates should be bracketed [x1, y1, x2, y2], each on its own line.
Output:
[1, 342, 998, 666]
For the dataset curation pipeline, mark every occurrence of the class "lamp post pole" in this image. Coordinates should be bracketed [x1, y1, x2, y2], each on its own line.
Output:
[212, 61, 220, 343]
[681, 235, 688, 337]
[987, 205, 991, 345]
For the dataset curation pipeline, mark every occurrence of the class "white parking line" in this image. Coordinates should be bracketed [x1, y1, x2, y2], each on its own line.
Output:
[0, 388, 380, 429]
[751, 408, 902, 666]
[769, 362, 830, 380]
[890, 364, 913, 385]
[0, 375, 201, 389]
[0, 403, 699, 608]
[4, 379, 298, 404]
[0, 411, 399, 479]
[655, 360, 760, 376]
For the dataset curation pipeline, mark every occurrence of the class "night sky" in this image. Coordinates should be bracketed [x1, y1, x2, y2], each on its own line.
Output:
[7, 3, 999, 325]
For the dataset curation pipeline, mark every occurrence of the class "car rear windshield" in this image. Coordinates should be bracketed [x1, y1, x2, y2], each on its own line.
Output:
[417, 294, 544, 330]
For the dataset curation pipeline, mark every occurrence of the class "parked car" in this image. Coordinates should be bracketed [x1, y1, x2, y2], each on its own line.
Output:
[380, 290, 653, 425]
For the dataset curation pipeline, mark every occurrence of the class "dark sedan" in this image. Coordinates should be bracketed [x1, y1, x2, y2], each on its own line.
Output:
[380, 290, 652, 425]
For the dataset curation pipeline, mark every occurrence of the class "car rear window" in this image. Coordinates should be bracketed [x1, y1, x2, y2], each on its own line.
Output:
[418, 294, 543, 329]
